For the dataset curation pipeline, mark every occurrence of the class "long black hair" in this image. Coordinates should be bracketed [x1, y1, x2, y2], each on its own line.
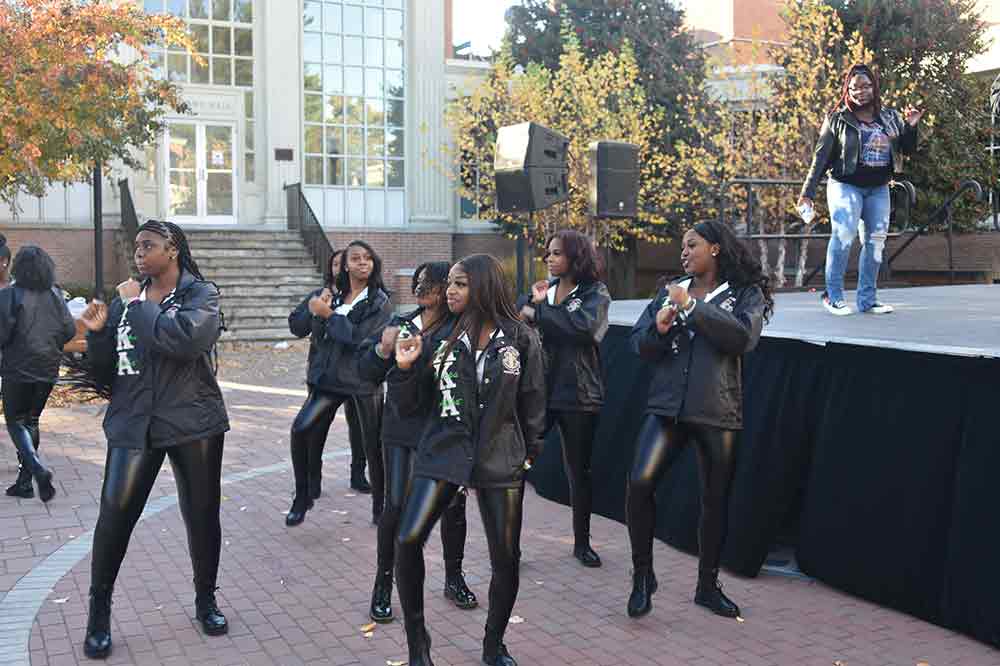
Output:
[335, 240, 386, 297]
[11, 245, 56, 291]
[136, 220, 205, 280]
[545, 229, 602, 284]
[692, 220, 775, 323]
[412, 261, 450, 336]
[438, 254, 519, 370]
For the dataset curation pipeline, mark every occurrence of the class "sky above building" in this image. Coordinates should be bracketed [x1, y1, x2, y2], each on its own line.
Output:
[452, 0, 516, 56]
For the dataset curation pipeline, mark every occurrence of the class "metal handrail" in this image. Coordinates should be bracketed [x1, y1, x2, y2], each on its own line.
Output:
[284, 182, 334, 280]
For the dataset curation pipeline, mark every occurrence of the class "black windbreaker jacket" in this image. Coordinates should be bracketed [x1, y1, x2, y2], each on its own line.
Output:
[388, 317, 547, 488]
[523, 279, 610, 412]
[0, 285, 76, 383]
[288, 286, 392, 396]
[630, 278, 765, 430]
[358, 307, 428, 449]
[85, 271, 230, 449]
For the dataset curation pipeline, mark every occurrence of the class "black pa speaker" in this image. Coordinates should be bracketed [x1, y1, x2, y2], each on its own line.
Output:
[494, 122, 569, 213]
[588, 141, 639, 218]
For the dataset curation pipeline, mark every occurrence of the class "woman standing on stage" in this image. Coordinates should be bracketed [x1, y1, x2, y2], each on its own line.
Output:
[287, 240, 391, 526]
[625, 220, 772, 620]
[519, 229, 610, 567]
[74, 221, 230, 659]
[1, 246, 76, 501]
[312, 247, 372, 498]
[391, 254, 545, 666]
[798, 63, 923, 316]
[360, 261, 477, 625]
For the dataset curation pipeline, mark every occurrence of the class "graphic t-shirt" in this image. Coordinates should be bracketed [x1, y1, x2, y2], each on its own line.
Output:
[834, 119, 894, 188]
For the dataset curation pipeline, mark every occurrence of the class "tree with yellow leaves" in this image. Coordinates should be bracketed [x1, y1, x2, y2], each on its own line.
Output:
[446, 28, 705, 256]
[0, 0, 195, 209]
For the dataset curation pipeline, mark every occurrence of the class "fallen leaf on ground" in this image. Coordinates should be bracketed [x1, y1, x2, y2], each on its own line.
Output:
[363, 631, 374, 638]
[342, 537, 351, 542]
[360, 623, 376, 632]
[916, 662, 930, 666]
[52, 598, 68, 604]
[833, 661, 845, 666]
[345, 493, 357, 498]
[736, 616, 745, 623]
[387, 660, 406, 666]
[239, 506, 247, 511]
[509, 616, 524, 624]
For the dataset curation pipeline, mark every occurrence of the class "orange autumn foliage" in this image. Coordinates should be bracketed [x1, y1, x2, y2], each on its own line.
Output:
[0, 0, 195, 208]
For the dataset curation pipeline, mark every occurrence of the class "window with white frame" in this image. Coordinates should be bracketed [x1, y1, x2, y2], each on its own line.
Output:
[302, 0, 406, 226]
[144, 0, 256, 182]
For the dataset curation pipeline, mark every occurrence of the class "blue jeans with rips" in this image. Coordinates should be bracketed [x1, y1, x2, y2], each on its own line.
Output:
[824, 179, 890, 312]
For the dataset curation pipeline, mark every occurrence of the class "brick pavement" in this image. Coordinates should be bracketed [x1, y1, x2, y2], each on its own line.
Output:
[2, 349, 998, 666]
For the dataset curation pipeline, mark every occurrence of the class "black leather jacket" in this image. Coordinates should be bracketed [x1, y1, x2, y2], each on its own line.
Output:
[359, 307, 429, 449]
[523, 279, 610, 413]
[0, 285, 76, 383]
[85, 271, 230, 449]
[389, 317, 546, 488]
[630, 279, 764, 430]
[289, 286, 392, 396]
[801, 106, 918, 200]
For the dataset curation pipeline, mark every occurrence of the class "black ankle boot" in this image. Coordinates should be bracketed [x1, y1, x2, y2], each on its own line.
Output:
[443, 571, 478, 609]
[405, 620, 434, 666]
[34, 467, 56, 503]
[369, 569, 393, 623]
[482, 626, 517, 666]
[13, 439, 55, 502]
[285, 495, 313, 527]
[694, 568, 741, 618]
[627, 567, 658, 618]
[350, 467, 372, 494]
[573, 542, 602, 568]
[83, 585, 113, 659]
[5, 462, 33, 499]
[195, 584, 229, 635]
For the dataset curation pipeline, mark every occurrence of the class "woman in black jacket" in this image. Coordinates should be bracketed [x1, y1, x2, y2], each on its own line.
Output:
[626, 220, 772, 621]
[313, 247, 372, 497]
[360, 261, 477, 625]
[391, 254, 546, 666]
[0, 246, 76, 501]
[287, 239, 391, 526]
[73, 221, 230, 659]
[519, 230, 610, 567]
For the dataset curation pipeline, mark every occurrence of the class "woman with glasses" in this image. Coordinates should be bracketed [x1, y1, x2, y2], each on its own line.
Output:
[798, 63, 923, 316]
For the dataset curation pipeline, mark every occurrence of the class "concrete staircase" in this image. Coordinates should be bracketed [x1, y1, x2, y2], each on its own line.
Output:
[186, 230, 323, 342]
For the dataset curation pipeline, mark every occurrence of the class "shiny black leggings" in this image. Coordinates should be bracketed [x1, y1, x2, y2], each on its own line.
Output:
[291, 389, 382, 507]
[90, 436, 225, 590]
[627, 415, 737, 572]
[310, 394, 378, 482]
[396, 477, 523, 639]
[545, 410, 598, 546]
[3, 380, 54, 472]
[376, 445, 467, 577]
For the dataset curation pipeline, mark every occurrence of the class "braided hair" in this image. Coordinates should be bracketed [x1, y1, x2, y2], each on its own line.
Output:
[692, 220, 775, 324]
[832, 63, 882, 117]
[137, 219, 206, 280]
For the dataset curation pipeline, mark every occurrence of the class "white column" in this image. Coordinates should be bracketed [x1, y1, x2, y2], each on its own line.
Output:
[262, 0, 303, 223]
[407, 0, 451, 226]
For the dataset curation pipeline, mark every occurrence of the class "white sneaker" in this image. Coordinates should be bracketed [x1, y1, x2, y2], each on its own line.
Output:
[865, 302, 894, 314]
[821, 293, 852, 316]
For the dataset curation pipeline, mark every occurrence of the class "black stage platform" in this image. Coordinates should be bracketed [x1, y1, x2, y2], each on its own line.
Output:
[527, 284, 1000, 648]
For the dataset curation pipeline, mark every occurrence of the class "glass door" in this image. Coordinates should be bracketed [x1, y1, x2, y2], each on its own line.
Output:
[164, 121, 237, 223]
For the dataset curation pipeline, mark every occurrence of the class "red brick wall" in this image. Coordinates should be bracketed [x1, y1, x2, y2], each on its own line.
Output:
[0, 227, 127, 291]
[325, 231, 454, 306]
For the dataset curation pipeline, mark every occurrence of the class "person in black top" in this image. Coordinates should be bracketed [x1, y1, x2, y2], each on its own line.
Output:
[390, 254, 546, 666]
[519, 230, 610, 568]
[626, 220, 773, 621]
[798, 63, 923, 316]
[287, 240, 391, 526]
[0, 246, 76, 501]
[360, 261, 477, 625]
[313, 247, 372, 497]
[71, 221, 230, 659]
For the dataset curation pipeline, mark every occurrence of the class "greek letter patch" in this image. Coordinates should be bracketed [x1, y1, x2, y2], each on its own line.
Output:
[500, 346, 521, 375]
[566, 298, 583, 312]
